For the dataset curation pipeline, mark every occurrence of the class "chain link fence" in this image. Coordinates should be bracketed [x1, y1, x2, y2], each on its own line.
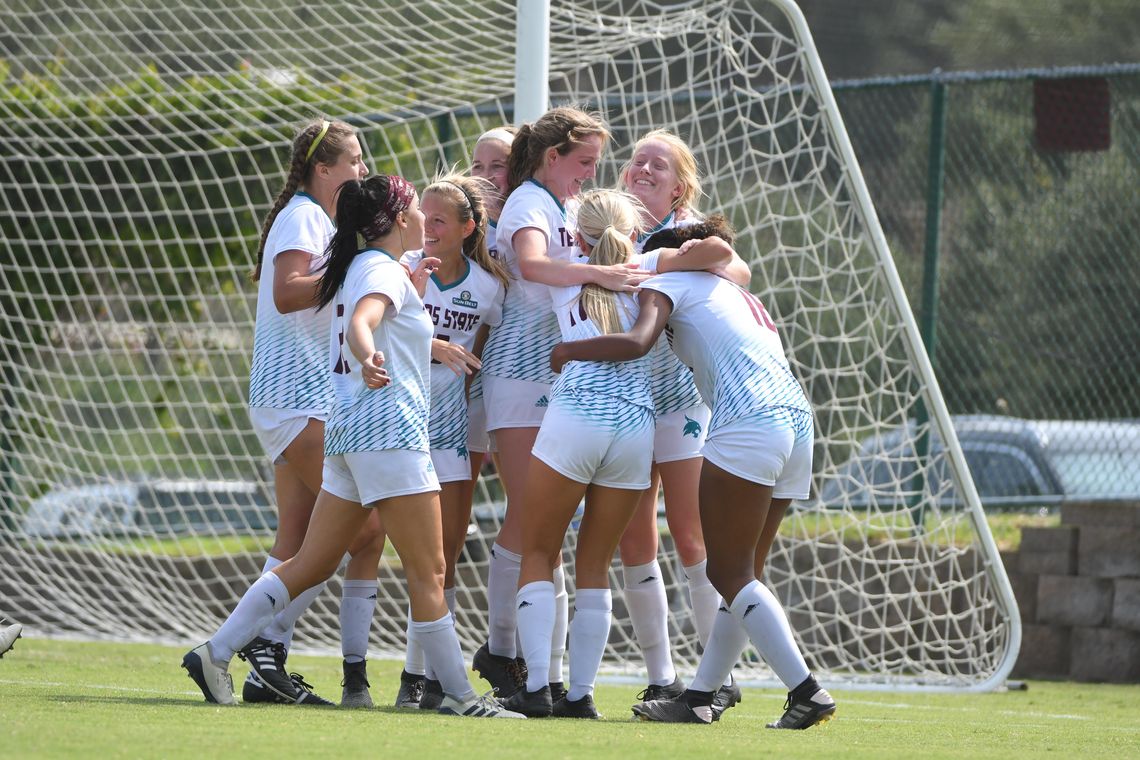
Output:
[833, 65, 1140, 506]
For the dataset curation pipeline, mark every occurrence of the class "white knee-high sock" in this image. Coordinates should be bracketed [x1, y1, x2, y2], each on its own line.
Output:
[339, 580, 377, 664]
[404, 604, 425, 676]
[689, 600, 748, 692]
[262, 579, 326, 651]
[516, 581, 555, 693]
[623, 560, 675, 685]
[566, 588, 612, 702]
[549, 564, 568, 684]
[421, 588, 459, 681]
[684, 560, 721, 648]
[412, 613, 475, 702]
[210, 572, 290, 663]
[730, 579, 810, 689]
[487, 543, 521, 657]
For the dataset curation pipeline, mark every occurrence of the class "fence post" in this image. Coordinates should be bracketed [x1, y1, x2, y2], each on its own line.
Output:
[912, 71, 948, 527]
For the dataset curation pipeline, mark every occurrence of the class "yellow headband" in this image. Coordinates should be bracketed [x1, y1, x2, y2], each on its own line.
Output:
[305, 120, 332, 162]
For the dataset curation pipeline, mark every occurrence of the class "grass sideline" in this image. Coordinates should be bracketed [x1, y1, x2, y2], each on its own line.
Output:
[1, 639, 1135, 758]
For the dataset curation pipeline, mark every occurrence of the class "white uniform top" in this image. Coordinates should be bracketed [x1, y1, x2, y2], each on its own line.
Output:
[548, 284, 653, 413]
[400, 250, 505, 451]
[635, 211, 704, 417]
[324, 249, 434, 456]
[248, 192, 335, 413]
[482, 180, 578, 384]
[641, 271, 811, 434]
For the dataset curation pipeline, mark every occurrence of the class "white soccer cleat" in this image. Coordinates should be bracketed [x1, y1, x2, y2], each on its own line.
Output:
[0, 620, 22, 658]
[438, 692, 527, 719]
[182, 641, 236, 705]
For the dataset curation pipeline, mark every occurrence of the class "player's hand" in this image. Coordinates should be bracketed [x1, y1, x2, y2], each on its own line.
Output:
[432, 339, 481, 377]
[409, 256, 442, 297]
[361, 351, 391, 389]
[550, 343, 571, 374]
[594, 262, 652, 293]
[676, 239, 700, 255]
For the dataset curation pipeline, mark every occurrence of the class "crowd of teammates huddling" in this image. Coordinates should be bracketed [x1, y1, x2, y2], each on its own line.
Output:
[181, 105, 836, 728]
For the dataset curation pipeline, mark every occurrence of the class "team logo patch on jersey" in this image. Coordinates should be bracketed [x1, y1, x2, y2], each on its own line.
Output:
[683, 415, 703, 438]
[451, 290, 478, 309]
[457, 444, 469, 460]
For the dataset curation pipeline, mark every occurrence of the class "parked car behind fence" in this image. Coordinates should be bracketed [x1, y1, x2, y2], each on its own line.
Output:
[820, 415, 1140, 511]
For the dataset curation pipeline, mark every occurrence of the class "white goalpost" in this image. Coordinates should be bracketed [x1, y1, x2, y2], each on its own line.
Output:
[0, 0, 1019, 691]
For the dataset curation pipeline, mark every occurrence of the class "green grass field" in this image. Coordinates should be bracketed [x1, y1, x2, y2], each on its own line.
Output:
[1, 638, 1135, 759]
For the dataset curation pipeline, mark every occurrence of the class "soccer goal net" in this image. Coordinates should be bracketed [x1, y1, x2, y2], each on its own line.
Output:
[0, 0, 1018, 690]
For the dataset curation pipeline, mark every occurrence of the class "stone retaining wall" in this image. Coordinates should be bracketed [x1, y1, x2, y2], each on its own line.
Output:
[1004, 500, 1140, 683]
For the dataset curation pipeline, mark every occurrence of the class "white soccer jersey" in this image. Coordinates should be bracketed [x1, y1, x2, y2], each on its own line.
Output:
[482, 180, 579, 384]
[634, 212, 704, 417]
[401, 250, 505, 452]
[248, 192, 335, 413]
[548, 284, 653, 413]
[641, 271, 811, 434]
[324, 249, 434, 456]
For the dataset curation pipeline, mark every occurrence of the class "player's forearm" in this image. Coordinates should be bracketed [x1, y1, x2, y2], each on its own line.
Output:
[558, 332, 654, 364]
[346, 321, 377, 365]
[519, 255, 595, 287]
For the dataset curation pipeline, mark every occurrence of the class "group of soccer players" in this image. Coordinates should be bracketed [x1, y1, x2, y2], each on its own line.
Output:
[181, 105, 836, 729]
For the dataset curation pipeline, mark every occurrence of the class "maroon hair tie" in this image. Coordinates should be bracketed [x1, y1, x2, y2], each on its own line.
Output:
[362, 175, 416, 240]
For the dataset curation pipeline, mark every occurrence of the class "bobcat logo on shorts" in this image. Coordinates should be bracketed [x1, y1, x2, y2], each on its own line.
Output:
[457, 444, 469, 460]
[451, 290, 478, 309]
[682, 415, 702, 438]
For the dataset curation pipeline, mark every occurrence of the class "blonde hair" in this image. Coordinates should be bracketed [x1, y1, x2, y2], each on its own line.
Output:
[619, 129, 702, 216]
[423, 173, 511, 291]
[574, 189, 646, 335]
[507, 106, 610, 194]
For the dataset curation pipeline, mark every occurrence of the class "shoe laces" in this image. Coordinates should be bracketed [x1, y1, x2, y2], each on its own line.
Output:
[289, 672, 316, 693]
[636, 685, 661, 702]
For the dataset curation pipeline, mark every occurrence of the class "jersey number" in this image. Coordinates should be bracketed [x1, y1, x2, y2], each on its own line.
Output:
[736, 287, 777, 332]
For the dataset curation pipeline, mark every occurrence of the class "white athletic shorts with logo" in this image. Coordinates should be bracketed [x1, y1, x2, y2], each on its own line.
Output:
[652, 403, 711, 464]
[249, 407, 328, 465]
[701, 407, 814, 499]
[466, 395, 498, 454]
[531, 391, 655, 490]
[431, 446, 473, 484]
[483, 375, 550, 431]
[322, 449, 441, 505]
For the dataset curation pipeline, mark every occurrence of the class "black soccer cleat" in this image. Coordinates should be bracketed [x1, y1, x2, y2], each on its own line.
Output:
[501, 684, 553, 718]
[340, 659, 373, 708]
[290, 671, 334, 706]
[472, 642, 527, 697]
[551, 692, 601, 719]
[711, 677, 743, 720]
[637, 675, 686, 703]
[242, 671, 278, 703]
[418, 678, 444, 711]
[767, 678, 836, 729]
[237, 637, 298, 702]
[631, 689, 715, 724]
[548, 680, 568, 703]
[394, 668, 425, 709]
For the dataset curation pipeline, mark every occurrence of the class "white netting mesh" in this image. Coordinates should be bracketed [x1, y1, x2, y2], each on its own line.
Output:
[0, 0, 1017, 689]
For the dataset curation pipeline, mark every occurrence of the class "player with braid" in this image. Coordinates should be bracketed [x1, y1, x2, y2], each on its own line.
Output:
[504, 189, 739, 718]
[617, 130, 749, 715]
[236, 118, 386, 707]
[473, 107, 648, 699]
[183, 174, 524, 719]
[551, 221, 837, 729]
[393, 174, 508, 710]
